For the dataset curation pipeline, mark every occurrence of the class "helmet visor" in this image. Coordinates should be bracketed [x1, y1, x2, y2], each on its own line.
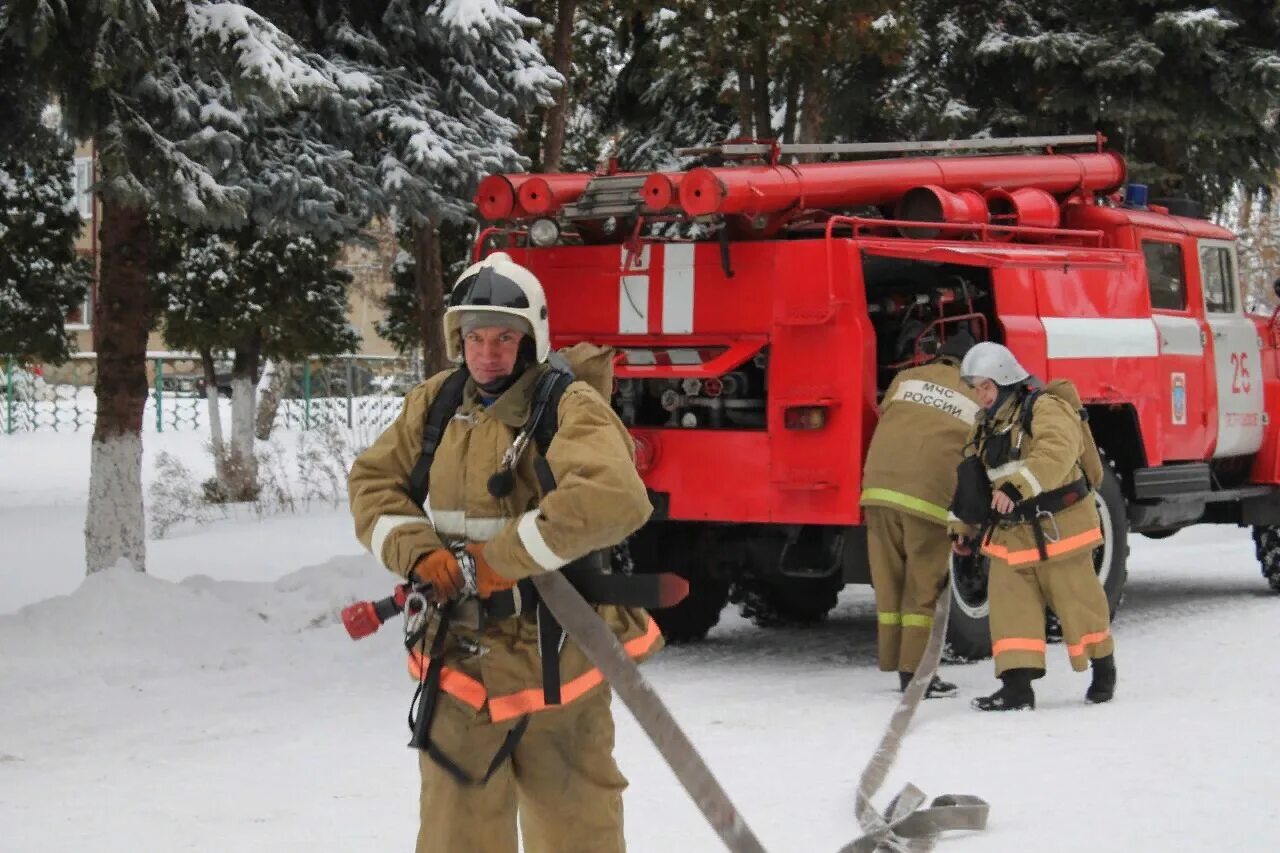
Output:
[449, 268, 530, 310]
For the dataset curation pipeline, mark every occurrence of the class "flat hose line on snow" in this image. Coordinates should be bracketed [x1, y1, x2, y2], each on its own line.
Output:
[531, 573, 988, 853]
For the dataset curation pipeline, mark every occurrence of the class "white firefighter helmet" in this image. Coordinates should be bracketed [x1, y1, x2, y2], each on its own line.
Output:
[960, 341, 1030, 386]
[443, 252, 550, 363]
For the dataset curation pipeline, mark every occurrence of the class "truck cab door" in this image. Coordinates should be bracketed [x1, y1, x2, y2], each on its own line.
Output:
[1199, 239, 1264, 457]
[1144, 237, 1210, 461]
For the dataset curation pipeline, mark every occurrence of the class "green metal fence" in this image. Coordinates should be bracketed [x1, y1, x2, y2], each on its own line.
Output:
[1, 354, 421, 435]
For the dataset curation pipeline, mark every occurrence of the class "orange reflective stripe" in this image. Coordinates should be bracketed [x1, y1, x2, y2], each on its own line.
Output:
[982, 527, 1103, 566]
[992, 637, 1047, 656]
[624, 615, 664, 657]
[1067, 630, 1111, 658]
[489, 668, 604, 721]
[406, 652, 488, 711]
[488, 616, 664, 723]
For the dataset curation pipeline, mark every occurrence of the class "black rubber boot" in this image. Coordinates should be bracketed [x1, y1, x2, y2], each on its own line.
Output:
[900, 672, 959, 699]
[1086, 654, 1116, 704]
[971, 668, 1036, 711]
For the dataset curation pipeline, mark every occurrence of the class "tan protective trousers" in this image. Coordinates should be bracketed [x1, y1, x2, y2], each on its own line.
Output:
[988, 549, 1115, 676]
[865, 506, 952, 673]
[416, 685, 627, 853]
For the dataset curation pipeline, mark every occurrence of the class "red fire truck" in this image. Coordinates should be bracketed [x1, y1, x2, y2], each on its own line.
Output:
[472, 134, 1280, 656]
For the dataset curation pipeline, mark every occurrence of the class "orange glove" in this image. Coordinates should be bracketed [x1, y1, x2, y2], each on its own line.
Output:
[466, 543, 516, 598]
[412, 549, 464, 602]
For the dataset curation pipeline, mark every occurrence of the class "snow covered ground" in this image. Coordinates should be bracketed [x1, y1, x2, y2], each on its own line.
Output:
[3, 430, 1279, 852]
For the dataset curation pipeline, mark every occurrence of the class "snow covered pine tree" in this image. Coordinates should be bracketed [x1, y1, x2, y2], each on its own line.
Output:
[286, 0, 561, 372]
[1, 1, 376, 573]
[0, 74, 92, 364]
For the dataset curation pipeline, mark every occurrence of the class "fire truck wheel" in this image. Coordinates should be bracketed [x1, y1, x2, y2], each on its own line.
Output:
[627, 524, 731, 643]
[732, 574, 842, 627]
[648, 571, 732, 644]
[945, 461, 1129, 661]
[1250, 526, 1280, 593]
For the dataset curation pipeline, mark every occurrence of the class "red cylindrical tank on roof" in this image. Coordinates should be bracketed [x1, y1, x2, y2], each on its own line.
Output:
[517, 174, 596, 216]
[894, 186, 988, 238]
[677, 152, 1126, 217]
[474, 174, 525, 220]
[641, 172, 684, 211]
[984, 187, 1061, 239]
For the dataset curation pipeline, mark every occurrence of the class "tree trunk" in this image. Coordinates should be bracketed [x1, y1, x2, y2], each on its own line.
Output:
[735, 59, 755, 139]
[85, 198, 151, 575]
[255, 358, 288, 441]
[782, 70, 800, 144]
[540, 0, 577, 173]
[227, 334, 261, 501]
[413, 219, 448, 375]
[199, 348, 228, 485]
[797, 68, 829, 162]
[752, 36, 772, 141]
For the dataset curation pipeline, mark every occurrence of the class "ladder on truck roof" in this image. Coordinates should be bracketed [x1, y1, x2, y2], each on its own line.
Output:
[675, 133, 1104, 161]
[561, 174, 651, 220]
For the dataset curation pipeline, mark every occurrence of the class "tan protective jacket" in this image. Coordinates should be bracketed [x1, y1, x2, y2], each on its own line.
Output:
[348, 362, 660, 722]
[949, 384, 1102, 566]
[861, 357, 981, 525]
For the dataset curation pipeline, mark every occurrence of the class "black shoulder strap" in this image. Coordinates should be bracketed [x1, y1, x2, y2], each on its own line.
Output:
[1022, 384, 1092, 438]
[408, 369, 469, 507]
[529, 354, 575, 493]
[1019, 388, 1044, 438]
[531, 353, 575, 456]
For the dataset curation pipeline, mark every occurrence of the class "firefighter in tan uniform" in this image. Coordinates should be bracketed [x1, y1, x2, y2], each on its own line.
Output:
[348, 253, 660, 853]
[861, 331, 978, 697]
[948, 342, 1117, 711]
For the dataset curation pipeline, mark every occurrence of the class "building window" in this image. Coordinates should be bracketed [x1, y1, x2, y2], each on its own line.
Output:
[1142, 240, 1186, 311]
[1199, 245, 1237, 314]
[74, 157, 93, 219]
[66, 249, 93, 331]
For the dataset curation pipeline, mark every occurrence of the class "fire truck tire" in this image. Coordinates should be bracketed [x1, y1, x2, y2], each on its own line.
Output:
[627, 524, 730, 643]
[733, 574, 842, 627]
[945, 461, 1129, 661]
[1250, 526, 1280, 593]
[648, 572, 731, 643]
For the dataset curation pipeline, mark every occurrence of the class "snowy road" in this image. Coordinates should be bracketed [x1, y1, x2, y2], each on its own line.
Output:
[2, 430, 1279, 851]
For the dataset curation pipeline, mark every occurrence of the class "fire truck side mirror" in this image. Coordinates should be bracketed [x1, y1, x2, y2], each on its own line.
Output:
[1273, 277, 1280, 300]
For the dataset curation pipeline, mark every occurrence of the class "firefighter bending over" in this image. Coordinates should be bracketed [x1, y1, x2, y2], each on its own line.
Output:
[949, 342, 1117, 711]
[348, 253, 660, 852]
[861, 329, 979, 698]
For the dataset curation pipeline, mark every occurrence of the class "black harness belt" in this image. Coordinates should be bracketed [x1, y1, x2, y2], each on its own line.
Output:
[1002, 477, 1091, 561]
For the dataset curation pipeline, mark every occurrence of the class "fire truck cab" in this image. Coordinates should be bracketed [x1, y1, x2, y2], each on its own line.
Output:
[472, 135, 1280, 655]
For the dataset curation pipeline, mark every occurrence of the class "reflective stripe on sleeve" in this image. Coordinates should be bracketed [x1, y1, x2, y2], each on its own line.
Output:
[987, 460, 1023, 482]
[1015, 467, 1044, 497]
[370, 515, 433, 570]
[517, 509, 569, 571]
